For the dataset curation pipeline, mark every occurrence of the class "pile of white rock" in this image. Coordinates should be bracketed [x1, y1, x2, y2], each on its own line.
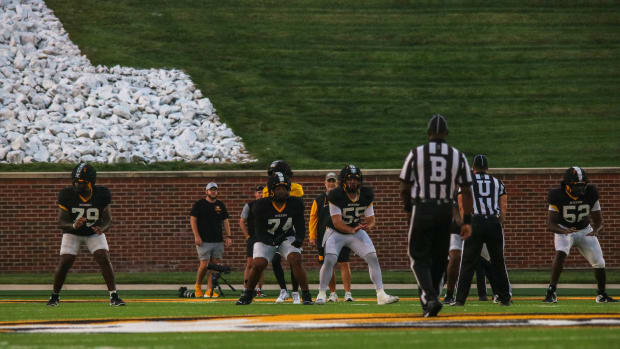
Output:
[0, 0, 255, 164]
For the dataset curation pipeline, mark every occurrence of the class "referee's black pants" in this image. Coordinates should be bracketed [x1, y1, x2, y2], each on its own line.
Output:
[455, 215, 511, 303]
[408, 202, 452, 306]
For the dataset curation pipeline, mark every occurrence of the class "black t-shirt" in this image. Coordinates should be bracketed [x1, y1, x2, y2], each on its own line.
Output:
[252, 196, 305, 246]
[327, 186, 374, 231]
[246, 200, 257, 238]
[548, 184, 600, 231]
[190, 199, 230, 242]
[58, 186, 112, 236]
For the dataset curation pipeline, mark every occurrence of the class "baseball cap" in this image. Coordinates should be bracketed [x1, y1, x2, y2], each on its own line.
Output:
[427, 114, 449, 134]
[325, 172, 338, 181]
[473, 154, 488, 169]
[205, 182, 218, 190]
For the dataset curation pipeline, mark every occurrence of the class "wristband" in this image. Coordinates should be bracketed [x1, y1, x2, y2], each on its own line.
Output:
[463, 214, 472, 225]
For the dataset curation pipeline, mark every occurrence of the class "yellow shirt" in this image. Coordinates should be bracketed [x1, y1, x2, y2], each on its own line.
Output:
[309, 199, 319, 241]
[262, 182, 304, 198]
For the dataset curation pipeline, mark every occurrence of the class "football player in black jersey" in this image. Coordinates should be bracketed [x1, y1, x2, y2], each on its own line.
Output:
[543, 166, 617, 303]
[236, 172, 313, 305]
[47, 163, 125, 306]
[316, 165, 399, 305]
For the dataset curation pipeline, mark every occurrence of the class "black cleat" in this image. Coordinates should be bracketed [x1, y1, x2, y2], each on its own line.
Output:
[47, 293, 59, 307]
[596, 292, 618, 303]
[542, 290, 557, 303]
[443, 294, 455, 304]
[479, 295, 489, 301]
[302, 290, 314, 305]
[236, 291, 254, 305]
[424, 299, 443, 317]
[499, 299, 512, 306]
[110, 292, 126, 306]
[449, 301, 465, 306]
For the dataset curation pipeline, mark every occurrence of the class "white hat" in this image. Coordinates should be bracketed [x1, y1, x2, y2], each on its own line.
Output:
[205, 182, 218, 190]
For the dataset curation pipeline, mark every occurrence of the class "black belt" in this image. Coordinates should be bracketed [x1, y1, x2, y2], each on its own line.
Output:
[414, 198, 453, 205]
[474, 214, 500, 219]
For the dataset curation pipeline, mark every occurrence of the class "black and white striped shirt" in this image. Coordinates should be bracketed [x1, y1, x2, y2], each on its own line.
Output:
[466, 172, 506, 215]
[399, 140, 473, 201]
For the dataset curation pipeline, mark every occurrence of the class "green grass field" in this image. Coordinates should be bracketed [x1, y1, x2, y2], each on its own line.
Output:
[1, 269, 619, 285]
[1, 289, 619, 348]
[3, 0, 618, 172]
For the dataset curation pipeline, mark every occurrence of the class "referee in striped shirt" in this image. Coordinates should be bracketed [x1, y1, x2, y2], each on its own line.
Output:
[399, 114, 474, 317]
[453, 154, 512, 306]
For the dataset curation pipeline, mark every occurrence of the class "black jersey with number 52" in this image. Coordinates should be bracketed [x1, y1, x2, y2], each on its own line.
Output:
[327, 186, 374, 231]
[252, 196, 305, 246]
[58, 186, 111, 236]
[547, 184, 599, 230]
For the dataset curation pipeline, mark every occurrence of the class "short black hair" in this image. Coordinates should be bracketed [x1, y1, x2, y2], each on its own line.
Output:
[254, 185, 264, 191]
[427, 114, 449, 135]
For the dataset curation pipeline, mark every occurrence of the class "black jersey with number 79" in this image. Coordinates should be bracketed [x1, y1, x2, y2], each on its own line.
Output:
[57, 186, 111, 236]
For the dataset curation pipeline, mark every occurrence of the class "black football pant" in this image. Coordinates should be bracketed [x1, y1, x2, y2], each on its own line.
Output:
[455, 215, 511, 303]
[408, 202, 452, 307]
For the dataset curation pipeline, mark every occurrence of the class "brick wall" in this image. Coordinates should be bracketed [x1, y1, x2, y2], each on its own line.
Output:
[1, 168, 618, 273]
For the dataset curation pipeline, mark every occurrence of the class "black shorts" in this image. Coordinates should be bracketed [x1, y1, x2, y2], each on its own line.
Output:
[318, 245, 351, 264]
[246, 236, 256, 258]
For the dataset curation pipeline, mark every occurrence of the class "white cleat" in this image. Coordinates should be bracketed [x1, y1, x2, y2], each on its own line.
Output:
[276, 289, 290, 304]
[292, 292, 301, 304]
[344, 291, 354, 302]
[377, 292, 399, 305]
[328, 292, 339, 303]
[315, 290, 327, 305]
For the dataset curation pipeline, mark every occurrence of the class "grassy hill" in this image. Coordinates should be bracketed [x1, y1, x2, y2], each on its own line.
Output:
[8, 0, 619, 171]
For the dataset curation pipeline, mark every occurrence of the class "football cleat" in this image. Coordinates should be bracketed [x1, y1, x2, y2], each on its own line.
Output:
[110, 293, 126, 306]
[499, 299, 512, 306]
[543, 290, 557, 303]
[493, 294, 500, 304]
[236, 291, 254, 305]
[204, 289, 219, 298]
[276, 289, 290, 304]
[315, 290, 327, 305]
[443, 294, 455, 305]
[479, 295, 489, 301]
[377, 292, 399, 305]
[292, 291, 301, 304]
[424, 299, 443, 317]
[449, 301, 465, 306]
[255, 288, 266, 297]
[47, 293, 59, 307]
[328, 292, 339, 303]
[596, 292, 618, 303]
[344, 291, 354, 302]
[194, 284, 204, 298]
[302, 290, 314, 305]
